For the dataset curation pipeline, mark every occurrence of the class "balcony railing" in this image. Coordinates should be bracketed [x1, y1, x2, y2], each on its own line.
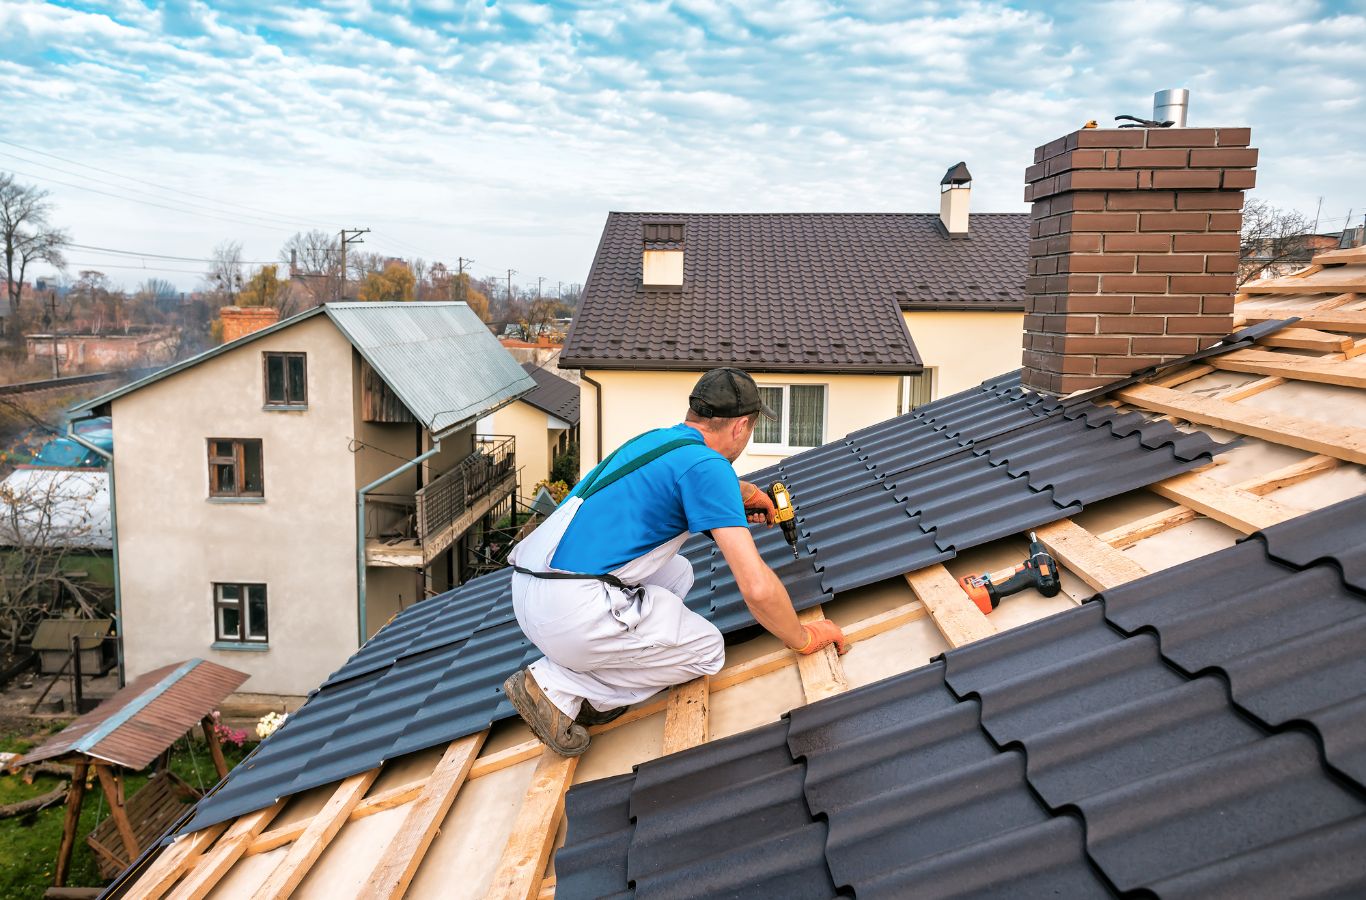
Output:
[414, 436, 516, 563]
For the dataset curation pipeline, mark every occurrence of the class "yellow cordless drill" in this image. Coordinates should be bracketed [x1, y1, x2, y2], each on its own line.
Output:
[767, 482, 800, 559]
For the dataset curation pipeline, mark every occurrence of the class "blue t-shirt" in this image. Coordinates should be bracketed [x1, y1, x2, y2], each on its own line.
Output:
[550, 424, 747, 573]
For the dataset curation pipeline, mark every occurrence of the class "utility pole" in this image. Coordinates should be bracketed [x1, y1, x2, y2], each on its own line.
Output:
[339, 228, 370, 300]
[457, 257, 473, 301]
[557, 280, 562, 300]
[506, 268, 517, 305]
[537, 276, 545, 299]
[47, 291, 60, 378]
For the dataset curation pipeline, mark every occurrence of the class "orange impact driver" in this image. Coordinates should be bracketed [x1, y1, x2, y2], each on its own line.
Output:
[958, 532, 1061, 615]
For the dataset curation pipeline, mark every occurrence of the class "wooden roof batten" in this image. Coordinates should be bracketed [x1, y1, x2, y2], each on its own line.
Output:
[115, 259, 1366, 900]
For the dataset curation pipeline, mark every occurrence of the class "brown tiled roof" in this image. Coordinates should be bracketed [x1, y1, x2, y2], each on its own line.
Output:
[519, 362, 580, 425]
[561, 212, 1028, 373]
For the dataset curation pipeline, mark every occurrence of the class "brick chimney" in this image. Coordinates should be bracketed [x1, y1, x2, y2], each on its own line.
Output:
[220, 306, 281, 343]
[1020, 126, 1257, 394]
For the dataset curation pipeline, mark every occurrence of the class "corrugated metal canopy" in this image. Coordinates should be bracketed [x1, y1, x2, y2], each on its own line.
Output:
[11, 659, 247, 771]
[324, 303, 535, 438]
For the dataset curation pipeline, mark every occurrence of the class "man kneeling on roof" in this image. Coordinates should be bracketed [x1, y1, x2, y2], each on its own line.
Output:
[503, 367, 849, 756]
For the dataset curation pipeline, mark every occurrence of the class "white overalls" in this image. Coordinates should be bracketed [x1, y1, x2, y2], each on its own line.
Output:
[508, 467, 726, 719]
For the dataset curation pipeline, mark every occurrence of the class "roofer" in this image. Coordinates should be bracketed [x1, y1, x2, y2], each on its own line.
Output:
[502, 367, 848, 756]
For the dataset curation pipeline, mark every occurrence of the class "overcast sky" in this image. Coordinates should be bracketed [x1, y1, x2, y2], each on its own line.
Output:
[2, 0, 1363, 292]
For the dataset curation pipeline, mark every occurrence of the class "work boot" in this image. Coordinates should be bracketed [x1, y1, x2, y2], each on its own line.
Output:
[575, 703, 628, 727]
[503, 668, 591, 757]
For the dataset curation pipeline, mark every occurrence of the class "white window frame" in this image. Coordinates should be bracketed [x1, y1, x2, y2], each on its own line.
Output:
[751, 382, 829, 453]
[899, 368, 937, 415]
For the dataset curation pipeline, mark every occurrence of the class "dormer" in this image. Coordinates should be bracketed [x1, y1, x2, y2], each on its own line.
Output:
[642, 222, 684, 288]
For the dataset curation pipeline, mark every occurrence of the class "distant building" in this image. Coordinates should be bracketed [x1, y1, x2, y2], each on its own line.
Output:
[25, 329, 178, 373]
[479, 362, 580, 499]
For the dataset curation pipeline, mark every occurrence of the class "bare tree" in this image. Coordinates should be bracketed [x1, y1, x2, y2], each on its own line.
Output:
[1240, 199, 1314, 285]
[280, 229, 342, 306]
[0, 468, 109, 652]
[0, 172, 69, 324]
[206, 240, 244, 303]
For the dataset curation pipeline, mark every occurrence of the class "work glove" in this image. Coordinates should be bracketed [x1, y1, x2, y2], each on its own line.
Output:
[794, 619, 848, 656]
[739, 480, 776, 526]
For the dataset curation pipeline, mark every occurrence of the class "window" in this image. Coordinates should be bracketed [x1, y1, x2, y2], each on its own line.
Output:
[264, 352, 307, 408]
[214, 582, 268, 643]
[753, 384, 826, 449]
[900, 369, 935, 414]
[208, 439, 264, 498]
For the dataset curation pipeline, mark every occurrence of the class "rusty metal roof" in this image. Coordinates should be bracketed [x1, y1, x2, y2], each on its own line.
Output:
[11, 659, 247, 771]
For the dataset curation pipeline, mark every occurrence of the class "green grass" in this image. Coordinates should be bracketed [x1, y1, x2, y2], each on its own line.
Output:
[0, 724, 252, 898]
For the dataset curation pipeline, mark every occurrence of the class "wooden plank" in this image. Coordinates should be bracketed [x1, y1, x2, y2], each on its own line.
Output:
[1243, 280, 1366, 296]
[1116, 383, 1366, 465]
[1149, 471, 1306, 534]
[1033, 519, 1149, 593]
[167, 801, 284, 900]
[94, 765, 140, 865]
[1236, 455, 1337, 495]
[1217, 375, 1284, 402]
[201, 717, 229, 780]
[1255, 327, 1353, 353]
[793, 605, 849, 702]
[1152, 364, 1213, 388]
[249, 778, 429, 857]
[124, 824, 230, 900]
[1238, 308, 1366, 332]
[252, 769, 379, 899]
[362, 733, 485, 900]
[1210, 348, 1366, 388]
[904, 564, 995, 648]
[659, 676, 710, 756]
[1312, 246, 1366, 265]
[487, 750, 577, 900]
[54, 762, 88, 888]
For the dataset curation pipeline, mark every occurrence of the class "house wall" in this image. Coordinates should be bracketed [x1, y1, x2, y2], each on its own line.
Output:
[900, 310, 1025, 400]
[580, 369, 901, 478]
[113, 314, 360, 696]
[482, 399, 558, 500]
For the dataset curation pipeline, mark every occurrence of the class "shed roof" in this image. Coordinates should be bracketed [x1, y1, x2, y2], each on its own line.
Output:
[12, 659, 247, 771]
[72, 303, 535, 439]
[517, 363, 580, 425]
[32, 618, 111, 652]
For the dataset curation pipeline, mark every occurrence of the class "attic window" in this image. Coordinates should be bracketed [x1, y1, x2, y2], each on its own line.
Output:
[643, 223, 684, 243]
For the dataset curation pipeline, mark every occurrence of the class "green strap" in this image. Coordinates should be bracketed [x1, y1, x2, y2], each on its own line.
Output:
[578, 437, 698, 500]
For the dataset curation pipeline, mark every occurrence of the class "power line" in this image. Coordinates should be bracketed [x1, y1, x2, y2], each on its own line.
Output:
[65, 242, 275, 265]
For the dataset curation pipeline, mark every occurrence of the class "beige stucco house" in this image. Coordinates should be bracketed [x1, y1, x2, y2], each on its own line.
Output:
[561, 166, 1027, 475]
[71, 302, 534, 697]
[478, 362, 580, 501]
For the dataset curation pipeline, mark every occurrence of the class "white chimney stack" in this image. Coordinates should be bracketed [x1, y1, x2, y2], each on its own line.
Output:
[939, 162, 972, 238]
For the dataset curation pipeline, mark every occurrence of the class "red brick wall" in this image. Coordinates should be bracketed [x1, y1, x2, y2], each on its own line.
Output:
[220, 306, 281, 343]
[1021, 127, 1257, 394]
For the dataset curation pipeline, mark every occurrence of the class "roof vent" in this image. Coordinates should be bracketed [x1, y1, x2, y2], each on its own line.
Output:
[939, 162, 972, 239]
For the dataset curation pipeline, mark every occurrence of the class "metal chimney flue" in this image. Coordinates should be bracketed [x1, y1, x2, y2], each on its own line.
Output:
[1153, 88, 1189, 127]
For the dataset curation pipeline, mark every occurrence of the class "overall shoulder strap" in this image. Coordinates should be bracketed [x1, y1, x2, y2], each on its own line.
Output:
[577, 438, 698, 500]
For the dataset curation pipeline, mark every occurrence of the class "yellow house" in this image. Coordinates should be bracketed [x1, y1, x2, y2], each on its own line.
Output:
[479, 362, 580, 501]
[562, 169, 1027, 473]
[69, 302, 534, 698]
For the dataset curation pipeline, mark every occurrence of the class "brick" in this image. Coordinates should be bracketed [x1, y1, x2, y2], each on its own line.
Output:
[1167, 316, 1233, 334]
[1029, 237, 1052, 257]
[1027, 295, 1058, 314]
[1053, 232, 1103, 254]
[1117, 148, 1190, 168]
[1134, 295, 1202, 313]
[1135, 169, 1153, 189]
[1045, 148, 1106, 175]
[1034, 145, 1046, 164]
[1101, 274, 1169, 294]
[1067, 253, 1137, 273]
[1209, 212, 1243, 232]
[1044, 274, 1101, 293]
[1057, 335, 1131, 355]
[1144, 128, 1218, 148]
[1024, 314, 1047, 331]
[1062, 295, 1134, 314]
[1106, 191, 1178, 211]
[1132, 336, 1201, 355]
[1074, 129, 1147, 149]
[1054, 192, 1107, 212]
[1152, 170, 1223, 189]
[1025, 161, 1048, 182]
[1202, 295, 1235, 314]
[1137, 254, 1205, 274]
[1044, 314, 1098, 334]
[1198, 336, 1224, 350]
[1176, 191, 1245, 211]
[1026, 275, 1050, 295]
[1096, 355, 1164, 375]
[1222, 169, 1256, 189]
[1189, 148, 1259, 168]
[1069, 170, 1139, 190]
[1173, 233, 1240, 252]
[1057, 373, 1115, 392]
[1140, 212, 1209, 232]
[1059, 353, 1097, 374]
[1098, 315, 1166, 334]
[1070, 212, 1139, 232]
[1171, 274, 1237, 293]
[1103, 233, 1170, 253]
[1033, 256, 1059, 276]
[1217, 127, 1252, 147]
[1204, 254, 1238, 274]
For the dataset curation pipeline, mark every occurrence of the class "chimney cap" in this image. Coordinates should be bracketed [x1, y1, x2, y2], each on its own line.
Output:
[940, 162, 972, 186]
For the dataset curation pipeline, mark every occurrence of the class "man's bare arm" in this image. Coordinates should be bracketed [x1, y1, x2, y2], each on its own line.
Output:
[712, 526, 806, 648]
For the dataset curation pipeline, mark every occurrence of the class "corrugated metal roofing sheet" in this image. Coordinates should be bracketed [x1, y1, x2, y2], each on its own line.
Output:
[174, 371, 1227, 835]
[557, 494, 1366, 898]
[13, 659, 247, 771]
[325, 303, 535, 437]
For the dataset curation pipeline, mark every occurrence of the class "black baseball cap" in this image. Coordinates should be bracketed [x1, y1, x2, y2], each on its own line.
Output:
[689, 367, 778, 420]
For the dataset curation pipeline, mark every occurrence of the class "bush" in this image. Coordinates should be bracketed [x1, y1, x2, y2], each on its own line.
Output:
[534, 479, 570, 503]
[550, 442, 579, 486]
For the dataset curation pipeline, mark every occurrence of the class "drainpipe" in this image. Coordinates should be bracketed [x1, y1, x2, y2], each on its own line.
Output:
[66, 419, 124, 688]
[580, 372, 604, 464]
[357, 442, 442, 647]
